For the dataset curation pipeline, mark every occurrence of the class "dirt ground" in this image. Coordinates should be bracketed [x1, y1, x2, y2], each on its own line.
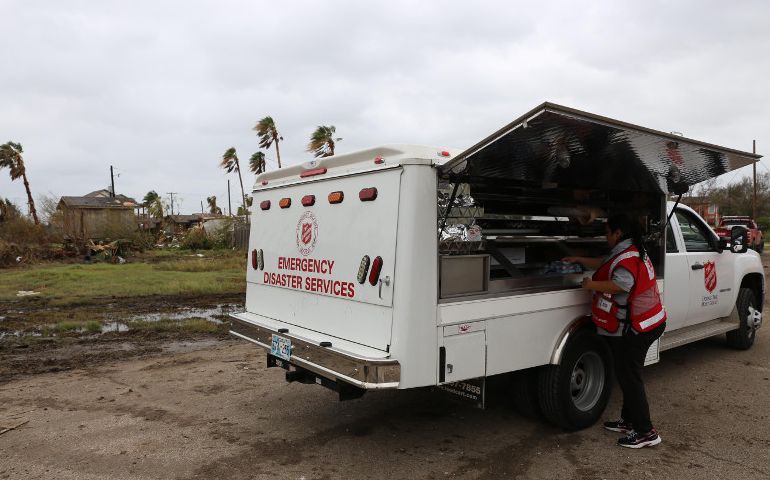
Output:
[1, 292, 770, 478]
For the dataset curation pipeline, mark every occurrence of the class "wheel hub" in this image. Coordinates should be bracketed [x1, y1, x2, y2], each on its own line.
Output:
[569, 351, 605, 412]
[748, 306, 762, 330]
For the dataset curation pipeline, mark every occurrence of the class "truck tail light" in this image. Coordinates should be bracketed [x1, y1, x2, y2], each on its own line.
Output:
[300, 167, 327, 178]
[368, 256, 383, 286]
[438, 150, 451, 157]
[302, 195, 315, 206]
[260, 200, 271, 210]
[251, 249, 258, 270]
[374, 156, 384, 165]
[359, 187, 378, 202]
[328, 191, 344, 204]
[257, 249, 264, 270]
[357, 255, 371, 284]
[279, 198, 291, 208]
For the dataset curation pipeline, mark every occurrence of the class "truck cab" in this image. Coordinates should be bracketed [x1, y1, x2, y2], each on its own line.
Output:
[231, 103, 764, 429]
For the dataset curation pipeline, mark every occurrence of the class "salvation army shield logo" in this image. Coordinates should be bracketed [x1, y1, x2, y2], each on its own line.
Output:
[703, 261, 717, 293]
[296, 211, 318, 256]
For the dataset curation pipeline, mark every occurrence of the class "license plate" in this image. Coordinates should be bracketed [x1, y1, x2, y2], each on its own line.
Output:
[271, 334, 291, 361]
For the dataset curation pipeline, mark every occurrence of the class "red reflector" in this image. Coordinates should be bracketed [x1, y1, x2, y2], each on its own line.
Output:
[301, 195, 315, 206]
[439, 151, 451, 157]
[279, 198, 291, 208]
[328, 191, 344, 204]
[300, 167, 327, 178]
[374, 156, 384, 165]
[260, 200, 271, 210]
[369, 256, 383, 286]
[261, 180, 268, 185]
[251, 249, 258, 270]
[359, 187, 378, 202]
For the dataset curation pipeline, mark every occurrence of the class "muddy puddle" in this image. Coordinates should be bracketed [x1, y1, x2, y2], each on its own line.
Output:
[98, 303, 244, 334]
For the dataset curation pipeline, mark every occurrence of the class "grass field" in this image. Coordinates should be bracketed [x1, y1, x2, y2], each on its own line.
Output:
[0, 249, 247, 305]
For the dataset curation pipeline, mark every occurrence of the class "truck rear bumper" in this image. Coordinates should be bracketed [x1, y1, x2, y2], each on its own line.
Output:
[229, 313, 400, 389]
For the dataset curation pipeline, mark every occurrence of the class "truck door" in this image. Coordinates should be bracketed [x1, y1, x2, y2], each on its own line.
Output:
[675, 209, 735, 327]
[663, 221, 689, 331]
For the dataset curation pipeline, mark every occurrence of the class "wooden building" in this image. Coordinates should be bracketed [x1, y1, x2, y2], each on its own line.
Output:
[57, 191, 138, 240]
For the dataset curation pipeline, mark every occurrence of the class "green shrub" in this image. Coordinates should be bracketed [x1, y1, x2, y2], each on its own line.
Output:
[180, 227, 212, 250]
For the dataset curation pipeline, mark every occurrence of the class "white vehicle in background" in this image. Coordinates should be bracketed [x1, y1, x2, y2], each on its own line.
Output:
[230, 103, 763, 429]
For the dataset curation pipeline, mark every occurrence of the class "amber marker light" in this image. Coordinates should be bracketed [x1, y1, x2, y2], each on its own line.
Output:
[328, 191, 344, 204]
[359, 187, 378, 202]
[279, 198, 291, 208]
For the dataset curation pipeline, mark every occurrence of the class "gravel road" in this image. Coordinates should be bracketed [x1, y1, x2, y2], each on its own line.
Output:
[1, 325, 769, 480]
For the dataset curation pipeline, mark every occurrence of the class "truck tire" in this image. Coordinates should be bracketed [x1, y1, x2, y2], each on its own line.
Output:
[537, 329, 612, 430]
[726, 287, 760, 350]
[508, 368, 542, 419]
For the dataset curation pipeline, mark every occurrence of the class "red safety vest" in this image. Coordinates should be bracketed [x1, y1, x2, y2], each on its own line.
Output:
[591, 245, 667, 333]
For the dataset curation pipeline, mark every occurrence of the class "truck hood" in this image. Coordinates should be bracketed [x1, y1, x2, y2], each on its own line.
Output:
[439, 102, 760, 194]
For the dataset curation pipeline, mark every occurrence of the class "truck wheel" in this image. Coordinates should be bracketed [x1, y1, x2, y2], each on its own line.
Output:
[508, 368, 542, 419]
[726, 287, 761, 350]
[537, 329, 612, 430]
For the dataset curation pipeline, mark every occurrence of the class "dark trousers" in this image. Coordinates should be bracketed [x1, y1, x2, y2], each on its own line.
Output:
[608, 322, 666, 433]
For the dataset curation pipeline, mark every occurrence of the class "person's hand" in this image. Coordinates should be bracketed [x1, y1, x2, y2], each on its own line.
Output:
[581, 277, 593, 289]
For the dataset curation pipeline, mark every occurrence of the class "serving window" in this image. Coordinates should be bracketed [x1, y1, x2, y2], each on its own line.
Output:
[437, 181, 665, 301]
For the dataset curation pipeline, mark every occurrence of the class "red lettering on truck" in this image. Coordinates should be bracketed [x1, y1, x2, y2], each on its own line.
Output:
[277, 256, 335, 275]
[264, 271, 355, 299]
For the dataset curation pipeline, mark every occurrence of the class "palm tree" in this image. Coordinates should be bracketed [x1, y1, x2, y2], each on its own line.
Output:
[249, 152, 266, 176]
[221, 147, 247, 216]
[0, 141, 39, 224]
[253, 116, 283, 168]
[142, 190, 164, 219]
[206, 196, 222, 215]
[307, 126, 342, 158]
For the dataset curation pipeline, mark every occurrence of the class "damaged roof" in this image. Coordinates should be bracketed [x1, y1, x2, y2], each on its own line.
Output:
[440, 102, 761, 194]
[59, 196, 137, 209]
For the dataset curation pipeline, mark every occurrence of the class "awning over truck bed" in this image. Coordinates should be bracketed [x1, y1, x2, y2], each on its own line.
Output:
[439, 102, 761, 194]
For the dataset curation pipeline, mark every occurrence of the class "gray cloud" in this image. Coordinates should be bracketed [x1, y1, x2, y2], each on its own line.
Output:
[1, 0, 768, 213]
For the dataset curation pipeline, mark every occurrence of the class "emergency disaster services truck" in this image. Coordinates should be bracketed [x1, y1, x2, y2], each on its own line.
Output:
[230, 103, 764, 429]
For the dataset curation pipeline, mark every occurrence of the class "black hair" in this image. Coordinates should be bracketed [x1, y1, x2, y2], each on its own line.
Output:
[606, 213, 647, 260]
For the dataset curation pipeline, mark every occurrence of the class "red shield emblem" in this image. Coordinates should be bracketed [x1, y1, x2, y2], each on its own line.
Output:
[703, 261, 717, 293]
[301, 223, 312, 245]
[296, 212, 318, 256]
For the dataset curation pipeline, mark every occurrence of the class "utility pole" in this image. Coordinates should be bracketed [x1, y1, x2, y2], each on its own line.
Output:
[227, 180, 232, 216]
[110, 166, 116, 198]
[753, 140, 757, 220]
[167, 192, 178, 216]
[200, 200, 204, 214]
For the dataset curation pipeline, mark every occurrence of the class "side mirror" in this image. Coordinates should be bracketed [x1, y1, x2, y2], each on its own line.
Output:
[717, 237, 729, 252]
[730, 226, 749, 254]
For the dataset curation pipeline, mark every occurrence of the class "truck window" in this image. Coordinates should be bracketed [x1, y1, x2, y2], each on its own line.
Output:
[665, 223, 678, 253]
[675, 209, 715, 252]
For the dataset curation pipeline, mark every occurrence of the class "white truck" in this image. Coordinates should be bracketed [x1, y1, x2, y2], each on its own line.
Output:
[230, 103, 764, 430]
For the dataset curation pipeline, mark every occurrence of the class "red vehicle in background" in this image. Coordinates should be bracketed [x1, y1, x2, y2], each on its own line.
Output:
[715, 216, 764, 252]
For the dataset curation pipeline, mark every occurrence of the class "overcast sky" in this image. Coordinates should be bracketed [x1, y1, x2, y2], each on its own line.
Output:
[2, 0, 769, 216]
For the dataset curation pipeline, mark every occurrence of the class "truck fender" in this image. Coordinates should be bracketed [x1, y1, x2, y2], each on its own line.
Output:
[550, 315, 593, 365]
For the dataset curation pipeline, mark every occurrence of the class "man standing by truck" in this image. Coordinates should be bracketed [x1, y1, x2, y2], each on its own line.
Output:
[564, 214, 666, 448]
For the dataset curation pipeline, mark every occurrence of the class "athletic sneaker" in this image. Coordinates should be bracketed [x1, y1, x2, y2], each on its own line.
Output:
[603, 419, 633, 434]
[617, 429, 662, 449]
